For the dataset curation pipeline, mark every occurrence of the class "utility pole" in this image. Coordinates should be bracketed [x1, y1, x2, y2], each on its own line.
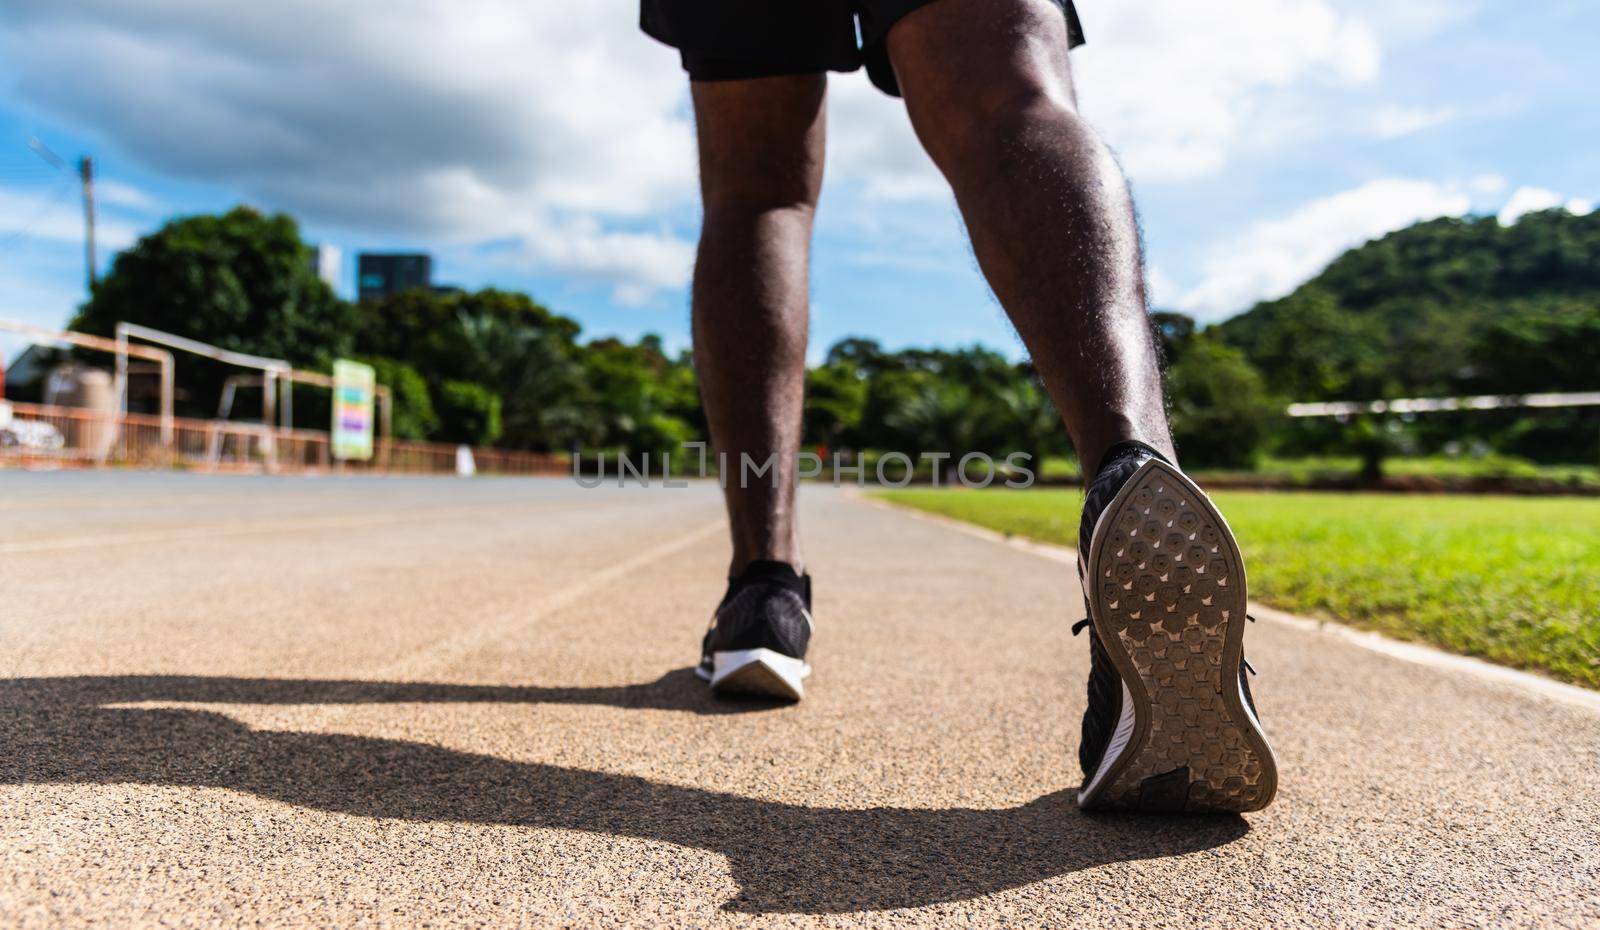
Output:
[79, 155, 97, 290]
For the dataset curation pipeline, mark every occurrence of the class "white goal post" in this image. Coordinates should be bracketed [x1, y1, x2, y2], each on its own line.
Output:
[1286, 390, 1600, 467]
[115, 321, 289, 456]
[1287, 391, 1600, 418]
[1, 319, 176, 445]
[114, 322, 392, 468]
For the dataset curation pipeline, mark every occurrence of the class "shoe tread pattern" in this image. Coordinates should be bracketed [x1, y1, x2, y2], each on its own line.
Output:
[1088, 461, 1276, 812]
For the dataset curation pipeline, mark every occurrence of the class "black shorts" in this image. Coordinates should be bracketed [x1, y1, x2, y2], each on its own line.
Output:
[641, 0, 1084, 98]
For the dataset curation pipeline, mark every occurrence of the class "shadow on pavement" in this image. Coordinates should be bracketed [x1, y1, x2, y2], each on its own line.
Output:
[2, 675, 1249, 914]
[2, 669, 783, 716]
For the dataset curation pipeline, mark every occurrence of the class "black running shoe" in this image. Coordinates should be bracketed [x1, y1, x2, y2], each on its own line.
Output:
[1074, 442, 1278, 812]
[696, 560, 813, 701]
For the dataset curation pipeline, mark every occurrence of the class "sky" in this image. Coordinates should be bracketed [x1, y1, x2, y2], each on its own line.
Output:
[0, 0, 1596, 362]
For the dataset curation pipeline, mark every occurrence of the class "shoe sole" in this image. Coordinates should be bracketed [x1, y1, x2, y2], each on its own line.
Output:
[698, 648, 810, 701]
[1078, 459, 1278, 813]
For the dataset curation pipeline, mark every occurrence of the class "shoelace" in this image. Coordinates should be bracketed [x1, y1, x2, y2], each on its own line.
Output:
[1072, 614, 1259, 675]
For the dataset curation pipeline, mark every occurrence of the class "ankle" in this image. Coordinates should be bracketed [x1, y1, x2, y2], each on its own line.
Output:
[729, 554, 805, 578]
[1093, 439, 1172, 477]
[1077, 428, 1177, 480]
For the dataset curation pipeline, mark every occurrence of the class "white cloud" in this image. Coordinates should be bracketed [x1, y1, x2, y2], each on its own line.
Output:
[0, 248, 89, 335]
[1177, 178, 1471, 320]
[518, 217, 694, 297]
[93, 179, 157, 211]
[1334, 0, 1483, 44]
[1144, 266, 1179, 307]
[824, 73, 946, 204]
[1467, 173, 1508, 197]
[1497, 186, 1594, 226]
[0, 0, 698, 300]
[0, 183, 141, 252]
[0, 0, 1482, 312]
[1074, 0, 1381, 180]
[1369, 104, 1456, 139]
[821, 0, 1386, 205]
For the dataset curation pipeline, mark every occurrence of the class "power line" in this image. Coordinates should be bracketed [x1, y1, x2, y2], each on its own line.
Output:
[4, 137, 98, 286]
[0, 176, 75, 254]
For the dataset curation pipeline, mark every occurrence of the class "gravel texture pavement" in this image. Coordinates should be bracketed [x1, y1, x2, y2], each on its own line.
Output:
[2, 472, 1597, 928]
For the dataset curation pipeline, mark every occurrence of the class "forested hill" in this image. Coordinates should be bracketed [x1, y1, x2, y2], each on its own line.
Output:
[1215, 209, 1600, 402]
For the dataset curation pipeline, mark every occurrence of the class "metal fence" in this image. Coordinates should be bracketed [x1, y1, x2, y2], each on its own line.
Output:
[0, 400, 569, 476]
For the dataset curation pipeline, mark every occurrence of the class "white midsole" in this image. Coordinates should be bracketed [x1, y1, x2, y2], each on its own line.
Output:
[705, 648, 811, 689]
[1078, 679, 1135, 803]
[1238, 669, 1273, 755]
[1077, 463, 1141, 805]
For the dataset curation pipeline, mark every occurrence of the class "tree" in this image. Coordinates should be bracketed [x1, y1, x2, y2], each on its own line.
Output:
[73, 206, 355, 416]
[883, 377, 986, 481]
[1337, 415, 1398, 484]
[433, 380, 503, 446]
[803, 362, 867, 449]
[824, 338, 889, 376]
[454, 295, 592, 450]
[580, 336, 698, 457]
[1150, 311, 1196, 366]
[990, 378, 1063, 473]
[353, 288, 590, 450]
[1468, 298, 1600, 394]
[1218, 287, 1389, 400]
[1216, 208, 1600, 461]
[1164, 335, 1279, 469]
[361, 357, 438, 441]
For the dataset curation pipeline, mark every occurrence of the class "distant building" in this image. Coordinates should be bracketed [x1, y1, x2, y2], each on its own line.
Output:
[357, 253, 432, 302]
[2, 345, 54, 402]
[306, 244, 342, 291]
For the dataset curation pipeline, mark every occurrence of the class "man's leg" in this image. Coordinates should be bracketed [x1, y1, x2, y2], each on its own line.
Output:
[689, 75, 824, 701]
[886, 0, 1171, 475]
[690, 75, 826, 576]
[884, 0, 1278, 812]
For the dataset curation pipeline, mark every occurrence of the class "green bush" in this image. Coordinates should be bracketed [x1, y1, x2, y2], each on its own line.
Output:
[360, 357, 438, 441]
[433, 380, 502, 446]
[1165, 334, 1279, 469]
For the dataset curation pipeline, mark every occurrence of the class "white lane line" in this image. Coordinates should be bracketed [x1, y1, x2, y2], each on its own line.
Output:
[864, 495, 1600, 714]
[118, 515, 726, 725]
[374, 517, 724, 682]
[0, 501, 605, 555]
[1245, 604, 1600, 713]
[0, 493, 268, 513]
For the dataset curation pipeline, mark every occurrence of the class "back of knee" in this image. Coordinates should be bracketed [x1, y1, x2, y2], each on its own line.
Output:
[915, 85, 1082, 167]
[699, 150, 823, 221]
[700, 196, 818, 239]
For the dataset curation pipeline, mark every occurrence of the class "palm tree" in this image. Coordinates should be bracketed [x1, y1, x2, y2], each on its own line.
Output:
[885, 379, 985, 483]
[991, 380, 1061, 480]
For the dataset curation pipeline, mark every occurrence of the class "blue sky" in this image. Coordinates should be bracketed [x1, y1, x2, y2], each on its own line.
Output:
[1, 0, 1596, 364]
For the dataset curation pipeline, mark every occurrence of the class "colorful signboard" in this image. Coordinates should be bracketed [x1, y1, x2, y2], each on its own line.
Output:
[331, 359, 375, 461]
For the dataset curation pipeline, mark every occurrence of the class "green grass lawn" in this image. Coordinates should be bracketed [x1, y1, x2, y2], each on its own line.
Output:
[877, 488, 1600, 688]
[1247, 455, 1600, 487]
[1029, 454, 1600, 488]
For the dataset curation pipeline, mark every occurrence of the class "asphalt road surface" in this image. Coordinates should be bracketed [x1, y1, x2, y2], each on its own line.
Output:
[3, 472, 1597, 928]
